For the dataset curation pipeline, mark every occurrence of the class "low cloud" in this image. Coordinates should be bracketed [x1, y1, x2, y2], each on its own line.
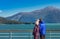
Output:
[0, 10, 3, 13]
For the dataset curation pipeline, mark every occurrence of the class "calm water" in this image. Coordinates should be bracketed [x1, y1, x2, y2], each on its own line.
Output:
[0, 23, 60, 30]
[0, 23, 60, 39]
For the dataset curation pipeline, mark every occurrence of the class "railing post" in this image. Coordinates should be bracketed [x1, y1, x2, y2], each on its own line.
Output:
[10, 32, 12, 39]
[50, 31, 51, 39]
[30, 33, 32, 39]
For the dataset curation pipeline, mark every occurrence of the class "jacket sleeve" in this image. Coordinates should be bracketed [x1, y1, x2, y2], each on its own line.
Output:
[42, 23, 46, 35]
[32, 25, 37, 35]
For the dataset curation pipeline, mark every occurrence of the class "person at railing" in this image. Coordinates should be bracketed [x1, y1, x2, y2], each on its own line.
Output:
[33, 19, 40, 39]
[39, 18, 46, 39]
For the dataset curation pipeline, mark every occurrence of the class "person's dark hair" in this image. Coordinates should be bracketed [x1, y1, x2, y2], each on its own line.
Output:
[39, 18, 42, 23]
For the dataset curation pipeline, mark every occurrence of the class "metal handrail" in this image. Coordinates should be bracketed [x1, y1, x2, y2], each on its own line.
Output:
[0, 30, 60, 39]
[0, 30, 60, 32]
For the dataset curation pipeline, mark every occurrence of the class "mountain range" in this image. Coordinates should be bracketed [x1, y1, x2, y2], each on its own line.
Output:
[6, 6, 60, 23]
[0, 17, 22, 24]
